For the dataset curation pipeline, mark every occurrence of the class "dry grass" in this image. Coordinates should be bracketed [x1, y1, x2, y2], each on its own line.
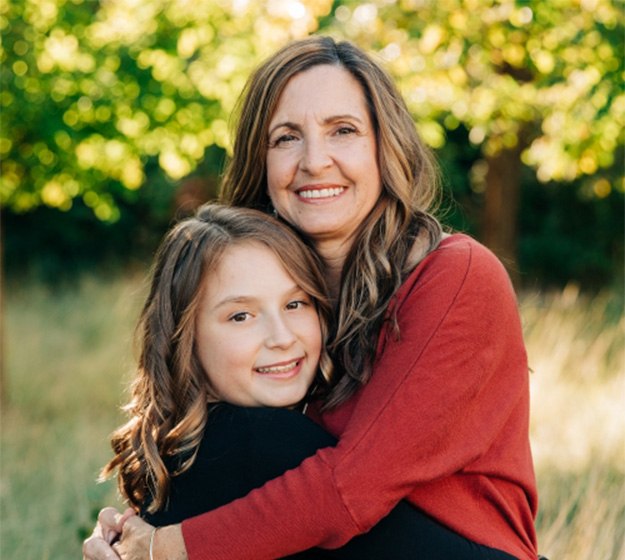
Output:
[521, 285, 625, 559]
[1, 274, 623, 558]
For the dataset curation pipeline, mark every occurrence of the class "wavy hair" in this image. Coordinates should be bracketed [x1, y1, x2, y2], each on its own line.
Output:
[220, 36, 443, 407]
[101, 204, 333, 512]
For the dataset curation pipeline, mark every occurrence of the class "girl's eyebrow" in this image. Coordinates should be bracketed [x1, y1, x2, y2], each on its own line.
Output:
[211, 295, 255, 311]
[212, 285, 306, 310]
[268, 114, 365, 137]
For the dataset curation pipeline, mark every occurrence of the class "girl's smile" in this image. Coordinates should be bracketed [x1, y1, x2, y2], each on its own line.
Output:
[195, 242, 322, 408]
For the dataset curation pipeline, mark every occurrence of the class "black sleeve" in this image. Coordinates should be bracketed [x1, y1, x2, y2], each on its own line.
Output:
[143, 405, 493, 560]
[144, 404, 336, 527]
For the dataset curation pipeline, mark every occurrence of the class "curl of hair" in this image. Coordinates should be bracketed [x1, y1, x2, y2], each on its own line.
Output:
[220, 36, 443, 408]
[100, 204, 333, 512]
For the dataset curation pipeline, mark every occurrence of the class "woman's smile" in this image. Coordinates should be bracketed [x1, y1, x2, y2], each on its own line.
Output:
[295, 185, 346, 200]
[266, 64, 382, 258]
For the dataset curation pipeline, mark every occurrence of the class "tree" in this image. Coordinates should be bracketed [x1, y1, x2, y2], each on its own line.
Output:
[2, 0, 622, 276]
[322, 0, 624, 276]
[0, 0, 333, 221]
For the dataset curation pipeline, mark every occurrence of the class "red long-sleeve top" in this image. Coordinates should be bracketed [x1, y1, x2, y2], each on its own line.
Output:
[182, 234, 538, 560]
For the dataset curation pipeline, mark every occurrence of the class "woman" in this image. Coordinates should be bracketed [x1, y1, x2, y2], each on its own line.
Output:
[85, 36, 538, 560]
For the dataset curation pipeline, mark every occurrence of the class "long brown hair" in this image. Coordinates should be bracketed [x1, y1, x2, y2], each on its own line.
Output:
[220, 36, 443, 407]
[101, 204, 333, 512]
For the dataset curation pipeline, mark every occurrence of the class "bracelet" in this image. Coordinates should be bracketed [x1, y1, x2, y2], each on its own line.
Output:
[149, 526, 158, 560]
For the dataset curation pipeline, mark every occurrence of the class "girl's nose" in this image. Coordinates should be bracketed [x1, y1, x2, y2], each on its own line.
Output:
[265, 315, 297, 349]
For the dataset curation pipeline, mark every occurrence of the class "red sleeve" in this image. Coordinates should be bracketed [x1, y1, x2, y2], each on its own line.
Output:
[182, 236, 530, 559]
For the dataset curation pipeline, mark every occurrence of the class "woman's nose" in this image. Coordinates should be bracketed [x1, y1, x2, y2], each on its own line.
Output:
[300, 137, 332, 175]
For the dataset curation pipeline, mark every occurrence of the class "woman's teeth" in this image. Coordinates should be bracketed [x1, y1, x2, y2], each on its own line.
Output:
[298, 187, 344, 199]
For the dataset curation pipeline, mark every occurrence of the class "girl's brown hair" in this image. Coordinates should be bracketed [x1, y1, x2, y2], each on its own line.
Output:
[101, 204, 332, 512]
[220, 36, 443, 407]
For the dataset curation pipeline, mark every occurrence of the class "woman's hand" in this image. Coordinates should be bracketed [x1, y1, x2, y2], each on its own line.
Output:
[83, 507, 135, 559]
[116, 517, 188, 560]
[83, 506, 187, 560]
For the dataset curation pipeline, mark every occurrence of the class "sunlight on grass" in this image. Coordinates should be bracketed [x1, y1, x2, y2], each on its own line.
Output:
[520, 285, 625, 560]
[1, 273, 146, 559]
[1, 274, 624, 558]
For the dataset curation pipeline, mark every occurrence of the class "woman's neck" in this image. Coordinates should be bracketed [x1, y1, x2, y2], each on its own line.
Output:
[313, 239, 350, 302]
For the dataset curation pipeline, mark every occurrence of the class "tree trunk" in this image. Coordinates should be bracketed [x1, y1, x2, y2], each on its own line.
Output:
[482, 146, 523, 286]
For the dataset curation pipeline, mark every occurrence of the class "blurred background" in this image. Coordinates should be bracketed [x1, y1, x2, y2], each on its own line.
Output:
[1, 0, 623, 558]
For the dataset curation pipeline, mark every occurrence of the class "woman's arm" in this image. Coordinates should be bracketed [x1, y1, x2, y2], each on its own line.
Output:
[179, 236, 533, 559]
[115, 237, 534, 559]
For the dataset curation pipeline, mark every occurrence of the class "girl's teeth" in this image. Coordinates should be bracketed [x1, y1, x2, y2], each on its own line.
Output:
[257, 360, 298, 374]
[299, 187, 344, 199]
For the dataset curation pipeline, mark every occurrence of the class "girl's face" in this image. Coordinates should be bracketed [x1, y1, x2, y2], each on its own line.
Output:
[195, 242, 322, 408]
[265, 64, 382, 251]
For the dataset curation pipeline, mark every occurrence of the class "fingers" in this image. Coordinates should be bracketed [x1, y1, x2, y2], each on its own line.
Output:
[97, 506, 137, 542]
[83, 507, 137, 559]
[97, 507, 123, 543]
[83, 535, 121, 560]
[115, 516, 155, 560]
[121, 514, 150, 536]
[119, 507, 137, 528]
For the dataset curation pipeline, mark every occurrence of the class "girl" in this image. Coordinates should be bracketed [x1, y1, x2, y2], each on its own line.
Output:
[97, 203, 439, 560]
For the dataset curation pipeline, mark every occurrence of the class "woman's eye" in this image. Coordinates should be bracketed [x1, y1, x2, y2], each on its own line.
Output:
[336, 126, 356, 136]
[273, 133, 298, 146]
[229, 312, 250, 323]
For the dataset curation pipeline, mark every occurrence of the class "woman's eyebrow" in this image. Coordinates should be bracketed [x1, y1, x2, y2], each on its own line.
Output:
[268, 121, 301, 137]
[268, 114, 365, 136]
[322, 114, 365, 125]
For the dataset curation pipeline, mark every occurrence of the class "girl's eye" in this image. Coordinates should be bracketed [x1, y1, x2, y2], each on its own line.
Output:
[286, 299, 309, 311]
[229, 312, 250, 323]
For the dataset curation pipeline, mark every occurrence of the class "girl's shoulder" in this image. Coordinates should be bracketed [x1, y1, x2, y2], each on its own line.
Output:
[205, 404, 336, 452]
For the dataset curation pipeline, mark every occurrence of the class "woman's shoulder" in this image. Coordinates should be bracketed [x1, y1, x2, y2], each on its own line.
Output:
[397, 232, 515, 308]
[424, 232, 511, 283]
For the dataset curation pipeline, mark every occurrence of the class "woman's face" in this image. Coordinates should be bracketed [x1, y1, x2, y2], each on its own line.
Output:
[195, 242, 322, 408]
[266, 64, 382, 251]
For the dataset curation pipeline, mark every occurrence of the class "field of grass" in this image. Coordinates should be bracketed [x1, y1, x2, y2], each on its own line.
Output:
[1, 273, 624, 559]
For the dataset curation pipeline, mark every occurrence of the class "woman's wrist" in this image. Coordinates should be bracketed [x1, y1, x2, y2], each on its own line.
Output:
[153, 524, 188, 560]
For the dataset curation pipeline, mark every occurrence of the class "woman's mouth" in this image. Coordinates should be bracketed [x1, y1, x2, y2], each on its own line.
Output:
[296, 186, 345, 200]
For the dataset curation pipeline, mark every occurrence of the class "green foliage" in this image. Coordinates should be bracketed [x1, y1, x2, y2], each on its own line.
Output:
[1, 0, 333, 218]
[327, 0, 624, 189]
[1, 0, 623, 286]
[519, 178, 624, 288]
[2, 0, 623, 217]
